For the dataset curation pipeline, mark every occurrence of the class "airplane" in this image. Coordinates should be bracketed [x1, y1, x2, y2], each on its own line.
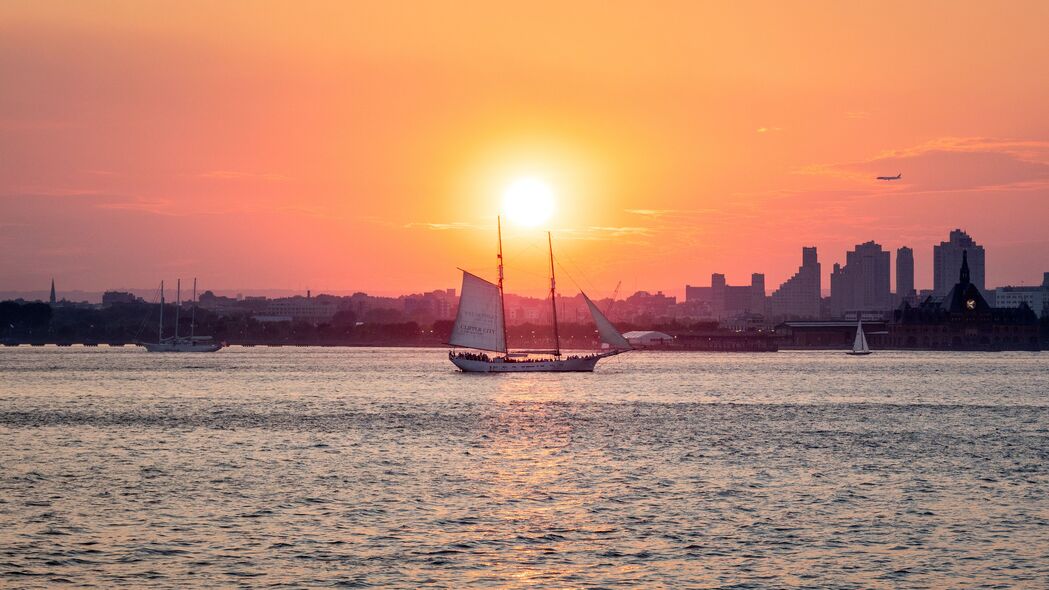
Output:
[876, 172, 902, 181]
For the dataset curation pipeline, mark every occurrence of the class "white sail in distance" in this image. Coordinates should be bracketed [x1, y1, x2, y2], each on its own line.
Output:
[582, 292, 631, 350]
[449, 271, 507, 353]
[853, 319, 870, 354]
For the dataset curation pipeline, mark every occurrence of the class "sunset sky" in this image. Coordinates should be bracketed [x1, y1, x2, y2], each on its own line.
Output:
[3, 1, 1049, 297]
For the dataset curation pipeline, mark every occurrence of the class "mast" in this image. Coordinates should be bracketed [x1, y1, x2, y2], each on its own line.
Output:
[175, 279, 181, 343]
[190, 278, 197, 341]
[159, 280, 164, 344]
[497, 216, 509, 354]
[547, 231, 561, 357]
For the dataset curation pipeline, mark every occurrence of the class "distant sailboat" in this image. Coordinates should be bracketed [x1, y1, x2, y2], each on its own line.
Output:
[141, 278, 224, 352]
[847, 316, 871, 356]
[448, 218, 631, 372]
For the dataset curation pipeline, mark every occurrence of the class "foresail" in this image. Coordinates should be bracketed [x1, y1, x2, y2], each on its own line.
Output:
[582, 292, 631, 350]
[449, 271, 506, 353]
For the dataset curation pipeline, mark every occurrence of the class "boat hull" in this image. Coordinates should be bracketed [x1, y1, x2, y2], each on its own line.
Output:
[449, 350, 621, 373]
[141, 342, 224, 352]
[846, 351, 872, 356]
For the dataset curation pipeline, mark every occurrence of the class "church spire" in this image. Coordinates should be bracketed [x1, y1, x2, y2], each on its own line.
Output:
[959, 250, 970, 285]
[49, 278, 56, 305]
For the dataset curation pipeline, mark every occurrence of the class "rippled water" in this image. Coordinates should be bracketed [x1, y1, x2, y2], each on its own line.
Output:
[1, 347, 1048, 588]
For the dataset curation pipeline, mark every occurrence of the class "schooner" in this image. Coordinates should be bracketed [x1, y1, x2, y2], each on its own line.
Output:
[448, 218, 631, 372]
[141, 278, 225, 353]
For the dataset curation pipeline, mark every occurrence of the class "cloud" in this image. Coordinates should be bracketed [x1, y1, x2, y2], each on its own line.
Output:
[9, 187, 105, 197]
[805, 137, 1049, 193]
[198, 170, 292, 181]
[402, 219, 654, 243]
[94, 198, 178, 216]
[403, 221, 484, 231]
[561, 226, 654, 240]
[624, 207, 717, 218]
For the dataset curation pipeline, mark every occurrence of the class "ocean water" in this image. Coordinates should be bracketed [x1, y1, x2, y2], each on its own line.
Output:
[1, 346, 1047, 588]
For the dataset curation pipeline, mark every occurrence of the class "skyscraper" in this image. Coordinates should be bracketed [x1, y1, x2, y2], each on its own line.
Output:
[830, 241, 891, 318]
[49, 278, 56, 306]
[750, 273, 766, 317]
[896, 246, 915, 304]
[768, 247, 821, 319]
[933, 229, 985, 296]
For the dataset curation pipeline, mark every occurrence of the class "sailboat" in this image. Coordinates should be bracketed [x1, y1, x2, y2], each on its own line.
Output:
[141, 278, 225, 352]
[847, 316, 871, 356]
[448, 218, 631, 372]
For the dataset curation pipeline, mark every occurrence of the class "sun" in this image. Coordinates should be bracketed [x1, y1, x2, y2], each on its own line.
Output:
[502, 177, 555, 227]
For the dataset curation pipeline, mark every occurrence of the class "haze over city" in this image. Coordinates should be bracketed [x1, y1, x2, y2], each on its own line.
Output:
[3, 1, 1049, 298]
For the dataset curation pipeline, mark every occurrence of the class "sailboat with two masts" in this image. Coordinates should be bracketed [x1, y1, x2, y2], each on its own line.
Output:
[448, 218, 631, 372]
[847, 316, 871, 356]
[141, 278, 224, 352]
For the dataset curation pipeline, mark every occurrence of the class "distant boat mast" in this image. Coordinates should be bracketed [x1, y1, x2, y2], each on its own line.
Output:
[159, 280, 165, 344]
[175, 279, 181, 343]
[190, 278, 197, 342]
[497, 216, 509, 353]
[548, 231, 561, 357]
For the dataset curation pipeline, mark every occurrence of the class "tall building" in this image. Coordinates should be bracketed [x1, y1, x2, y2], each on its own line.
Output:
[768, 247, 821, 319]
[896, 246, 915, 304]
[49, 278, 56, 306]
[830, 241, 891, 318]
[750, 273, 766, 317]
[933, 229, 985, 296]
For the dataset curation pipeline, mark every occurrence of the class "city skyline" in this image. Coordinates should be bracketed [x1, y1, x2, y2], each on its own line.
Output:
[3, 2, 1049, 296]
[12, 227, 1046, 303]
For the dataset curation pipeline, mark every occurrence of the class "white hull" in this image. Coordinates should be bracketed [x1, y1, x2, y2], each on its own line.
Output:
[449, 350, 621, 372]
[142, 341, 224, 353]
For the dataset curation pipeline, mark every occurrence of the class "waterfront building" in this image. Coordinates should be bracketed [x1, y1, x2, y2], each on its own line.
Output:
[891, 251, 1039, 350]
[403, 289, 458, 320]
[896, 246, 915, 304]
[768, 247, 821, 320]
[994, 272, 1049, 318]
[934, 229, 985, 296]
[830, 241, 891, 318]
[261, 296, 338, 324]
[776, 320, 889, 349]
[101, 291, 141, 306]
[622, 330, 674, 348]
[49, 279, 56, 306]
[686, 273, 765, 320]
[621, 290, 677, 321]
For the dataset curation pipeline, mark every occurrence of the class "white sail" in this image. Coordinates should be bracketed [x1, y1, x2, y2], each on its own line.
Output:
[582, 292, 631, 350]
[449, 271, 507, 353]
[853, 319, 870, 353]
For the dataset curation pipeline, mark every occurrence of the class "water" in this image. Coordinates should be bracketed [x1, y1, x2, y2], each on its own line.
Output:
[1, 347, 1048, 588]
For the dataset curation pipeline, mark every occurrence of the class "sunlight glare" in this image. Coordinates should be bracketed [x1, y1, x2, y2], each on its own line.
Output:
[502, 177, 555, 227]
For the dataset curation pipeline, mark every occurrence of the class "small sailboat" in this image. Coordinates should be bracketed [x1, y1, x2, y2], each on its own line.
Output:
[141, 278, 224, 352]
[448, 218, 631, 372]
[847, 316, 871, 356]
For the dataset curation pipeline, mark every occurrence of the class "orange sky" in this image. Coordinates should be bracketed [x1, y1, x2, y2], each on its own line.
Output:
[3, 1, 1049, 297]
